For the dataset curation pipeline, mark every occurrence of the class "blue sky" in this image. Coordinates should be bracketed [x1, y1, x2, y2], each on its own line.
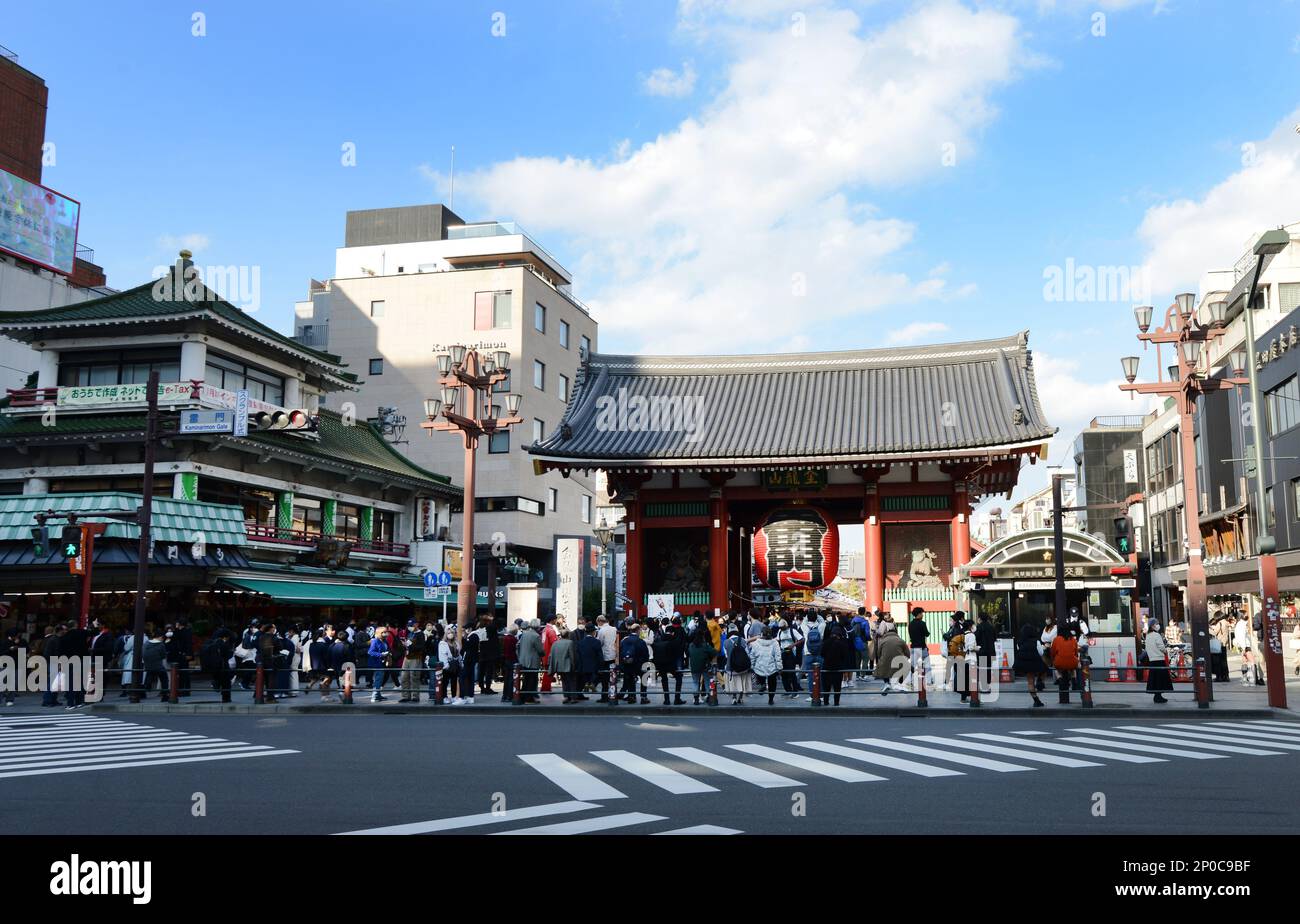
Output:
[9, 0, 1300, 526]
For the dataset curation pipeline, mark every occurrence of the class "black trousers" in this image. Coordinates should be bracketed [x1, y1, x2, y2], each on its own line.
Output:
[479, 658, 497, 692]
[520, 667, 538, 702]
[598, 660, 613, 695]
[620, 665, 643, 697]
[501, 658, 516, 701]
[760, 673, 779, 702]
[659, 669, 682, 699]
[213, 667, 233, 703]
[822, 671, 844, 705]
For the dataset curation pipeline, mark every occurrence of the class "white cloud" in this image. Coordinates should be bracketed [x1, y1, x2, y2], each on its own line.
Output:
[157, 233, 211, 255]
[1138, 108, 1300, 297]
[643, 62, 697, 98]
[886, 321, 950, 345]
[449, 1, 1027, 353]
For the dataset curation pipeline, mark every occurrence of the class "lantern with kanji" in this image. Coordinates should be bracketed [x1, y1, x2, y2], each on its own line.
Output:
[752, 506, 839, 590]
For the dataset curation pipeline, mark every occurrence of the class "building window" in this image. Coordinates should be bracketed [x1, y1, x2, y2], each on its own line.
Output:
[534, 302, 546, 333]
[581, 494, 592, 524]
[474, 290, 512, 330]
[204, 353, 285, 405]
[1266, 486, 1276, 530]
[559, 319, 570, 349]
[1292, 478, 1300, 520]
[58, 349, 181, 389]
[533, 360, 545, 390]
[533, 418, 545, 444]
[370, 300, 385, 318]
[1266, 376, 1300, 438]
[548, 487, 557, 512]
[492, 368, 511, 394]
[369, 358, 383, 375]
[558, 374, 570, 402]
[580, 334, 591, 357]
[489, 430, 510, 454]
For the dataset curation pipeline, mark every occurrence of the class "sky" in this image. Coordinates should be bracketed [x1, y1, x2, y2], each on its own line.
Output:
[9, 0, 1300, 547]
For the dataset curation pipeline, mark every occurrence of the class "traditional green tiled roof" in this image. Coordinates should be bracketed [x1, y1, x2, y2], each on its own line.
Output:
[0, 493, 247, 545]
[0, 280, 356, 381]
[0, 409, 456, 494]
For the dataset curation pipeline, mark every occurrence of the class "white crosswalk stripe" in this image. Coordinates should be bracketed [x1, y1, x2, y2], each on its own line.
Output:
[337, 801, 601, 835]
[1159, 724, 1300, 750]
[660, 746, 802, 787]
[1060, 738, 1222, 758]
[1107, 726, 1286, 756]
[789, 740, 965, 777]
[493, 812, 666, 835]
[845, 737, 1033, 772]
[1241, 720, 1300, 735]
[0, 715, 297, 778]
[957, 733, 1166, 763]
[724, 743, 886, 782]
[906, 735, 1101, 768]
[1066, 732, 1279, 753]
[1207, 721, 1300, 740]
[590, 750, 719, 794]
[652, 824, 743, 835]
[518, 754, 626, 800]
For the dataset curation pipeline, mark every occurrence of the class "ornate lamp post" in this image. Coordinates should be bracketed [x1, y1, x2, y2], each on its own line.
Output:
[1120, 296, 1249, 707]
[423, 346, 522, 640]
[594, 523, 614, 618]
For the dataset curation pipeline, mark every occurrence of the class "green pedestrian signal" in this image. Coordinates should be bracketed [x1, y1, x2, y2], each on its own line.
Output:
[60, 525, 82, 561]
[1117, 535, 1131, 555]
[31, 525, 49, 557]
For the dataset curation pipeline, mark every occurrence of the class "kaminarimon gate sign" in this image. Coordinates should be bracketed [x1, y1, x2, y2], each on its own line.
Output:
[528, 332, 1056, 617]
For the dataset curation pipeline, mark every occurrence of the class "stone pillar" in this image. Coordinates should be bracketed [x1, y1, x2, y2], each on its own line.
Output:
[24, 476, 50, 495]
[284, 376, 302, 409]
[864, 484, 884, 611]
[321, 498, 337, 536]
[174, 472, 198, 501]
[36, 349, 58, 389]
[179, 339, 207, 383]
[709, 489, 729, 616]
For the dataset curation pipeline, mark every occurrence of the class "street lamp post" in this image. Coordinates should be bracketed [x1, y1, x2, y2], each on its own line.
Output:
[1120, 294, 1247, 708]
[1238, 228, 1291, 708]
[423, 346, 522, 641]
[594, 524, 613, 618]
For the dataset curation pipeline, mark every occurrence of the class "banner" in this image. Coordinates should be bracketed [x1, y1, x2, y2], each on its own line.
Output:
[0, 167, 80, 275]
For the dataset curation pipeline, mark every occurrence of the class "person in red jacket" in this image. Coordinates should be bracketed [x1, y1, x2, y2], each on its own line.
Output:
[500, 623, 519, 702]
[539, 617, 558, 693]
[1049, 627, 1081, 705]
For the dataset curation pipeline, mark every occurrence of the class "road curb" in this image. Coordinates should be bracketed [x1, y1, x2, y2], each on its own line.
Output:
[78, 703, 1287, 719]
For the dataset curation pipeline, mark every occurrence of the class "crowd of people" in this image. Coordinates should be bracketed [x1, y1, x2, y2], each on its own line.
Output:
[0, 602, 1285, 709]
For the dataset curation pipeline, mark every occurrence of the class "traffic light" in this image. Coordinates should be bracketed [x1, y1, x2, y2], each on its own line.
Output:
[60, 525, 82, 561]
[31, 525, 49, 557]
[250, 409, 314, 430]
[1114, 515, 1132, 555]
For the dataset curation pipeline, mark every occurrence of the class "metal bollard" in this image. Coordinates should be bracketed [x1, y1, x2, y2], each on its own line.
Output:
[341, 667, 354, 705]
[916, 656, 928, 708]
[254, 665, 265, 705]
[811, 663, 822, 708]
[512, 664, 523, 706]
[168, 665, 179, 704]
[968, 659, 981, 708]
[1081, 658, 1094, 709]
[1194, 657, 1210, 709]
[609, 664, 619, 705]
[707, 669, 718, 706]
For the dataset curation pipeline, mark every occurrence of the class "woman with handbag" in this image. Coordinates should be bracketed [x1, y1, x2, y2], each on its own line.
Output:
[367, 627, 390, 703]
[1144, 618, 1173, 704]
[438, 627, 464, 705]
[1014, 620, 1048, 707]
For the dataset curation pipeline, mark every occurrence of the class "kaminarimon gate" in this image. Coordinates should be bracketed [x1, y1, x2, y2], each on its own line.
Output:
[528, 332, 1056, 620]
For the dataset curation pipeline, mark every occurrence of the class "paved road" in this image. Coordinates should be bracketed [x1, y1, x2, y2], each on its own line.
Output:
[2, 712, 1298, 835]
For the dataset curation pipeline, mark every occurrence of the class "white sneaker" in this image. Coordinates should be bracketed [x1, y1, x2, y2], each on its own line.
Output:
[462, 696, 474, 705]
[450, 697, 464, 705]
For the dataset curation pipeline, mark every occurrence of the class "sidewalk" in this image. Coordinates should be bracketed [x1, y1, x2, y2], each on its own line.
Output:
[37, 675, 1293, 719]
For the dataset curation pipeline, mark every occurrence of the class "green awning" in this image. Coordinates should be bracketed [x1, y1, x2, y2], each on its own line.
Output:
[219, 577, 410, 606]
[379, 586, 504, 608]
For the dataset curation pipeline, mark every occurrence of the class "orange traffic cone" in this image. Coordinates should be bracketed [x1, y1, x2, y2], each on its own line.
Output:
[1124, 651, 1138, 683]
[999, 652, 1012, 683]
[1107, 649, 1120, 682]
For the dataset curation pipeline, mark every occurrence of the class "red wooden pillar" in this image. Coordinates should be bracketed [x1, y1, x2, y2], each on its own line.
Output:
[625, 494, 643, 618]
[864, 485, 883, 611]
[709, 488, 729, 615]
[950, 480, 971, 570]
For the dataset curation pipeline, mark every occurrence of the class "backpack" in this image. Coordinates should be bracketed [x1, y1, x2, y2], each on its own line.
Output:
[805, 624, 823, 656]
[947, 631, 966, 658]
[199, 637, 225, 673]
[728, 640, 751, 673]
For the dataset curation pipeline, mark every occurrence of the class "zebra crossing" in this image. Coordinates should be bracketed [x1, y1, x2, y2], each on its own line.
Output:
[516, 720, 1300, 806]
[0, 713, 299, 778]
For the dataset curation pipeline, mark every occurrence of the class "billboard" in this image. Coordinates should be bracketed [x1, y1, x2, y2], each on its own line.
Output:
[0, 166, 81, 275]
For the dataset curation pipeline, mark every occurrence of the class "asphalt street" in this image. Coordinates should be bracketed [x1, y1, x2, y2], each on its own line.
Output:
[1, 712, 1298, 835]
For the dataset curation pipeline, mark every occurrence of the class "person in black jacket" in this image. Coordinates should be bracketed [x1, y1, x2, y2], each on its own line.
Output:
[88, 622, 115, 704]
[173, 618, 194, 697]
[974, 612, 997, 694]
[819, 621, 855, 706]
[1, 628, 20, 705]
[574, 627, 602, 699]
[478, 620, 500, 695]
[618, 626, 650, 702]
[41, 625, 63, 707]
[60, 621, 90, 709]
[208, 624, 237, 703]
[652, 618, 686, 705]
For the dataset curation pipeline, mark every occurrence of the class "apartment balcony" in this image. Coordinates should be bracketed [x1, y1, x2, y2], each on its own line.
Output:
[244, 522, 409, 558]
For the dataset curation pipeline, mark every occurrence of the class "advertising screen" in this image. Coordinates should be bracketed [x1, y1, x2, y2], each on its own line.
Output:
[0, 166, 81, 275]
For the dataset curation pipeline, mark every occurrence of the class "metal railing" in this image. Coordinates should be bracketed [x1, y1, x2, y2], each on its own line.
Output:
[244, 523, 409, 557]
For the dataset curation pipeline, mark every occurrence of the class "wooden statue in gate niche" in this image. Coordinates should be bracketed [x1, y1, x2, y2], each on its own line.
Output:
[904, 548, 946, 589]
[659, 544, 706, 593]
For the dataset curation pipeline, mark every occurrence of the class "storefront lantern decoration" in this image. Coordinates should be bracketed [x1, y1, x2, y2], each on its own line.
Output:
[752, 506, 839, 590]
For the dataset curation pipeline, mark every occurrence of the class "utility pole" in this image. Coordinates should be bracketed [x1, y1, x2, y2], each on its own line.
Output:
[128, 370, 159, 703]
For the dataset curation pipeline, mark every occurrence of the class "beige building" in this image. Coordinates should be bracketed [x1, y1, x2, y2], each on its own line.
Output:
[295, 205, 601, 606]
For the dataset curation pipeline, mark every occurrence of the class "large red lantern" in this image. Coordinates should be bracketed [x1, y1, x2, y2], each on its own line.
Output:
[752, 506, 839, 591]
